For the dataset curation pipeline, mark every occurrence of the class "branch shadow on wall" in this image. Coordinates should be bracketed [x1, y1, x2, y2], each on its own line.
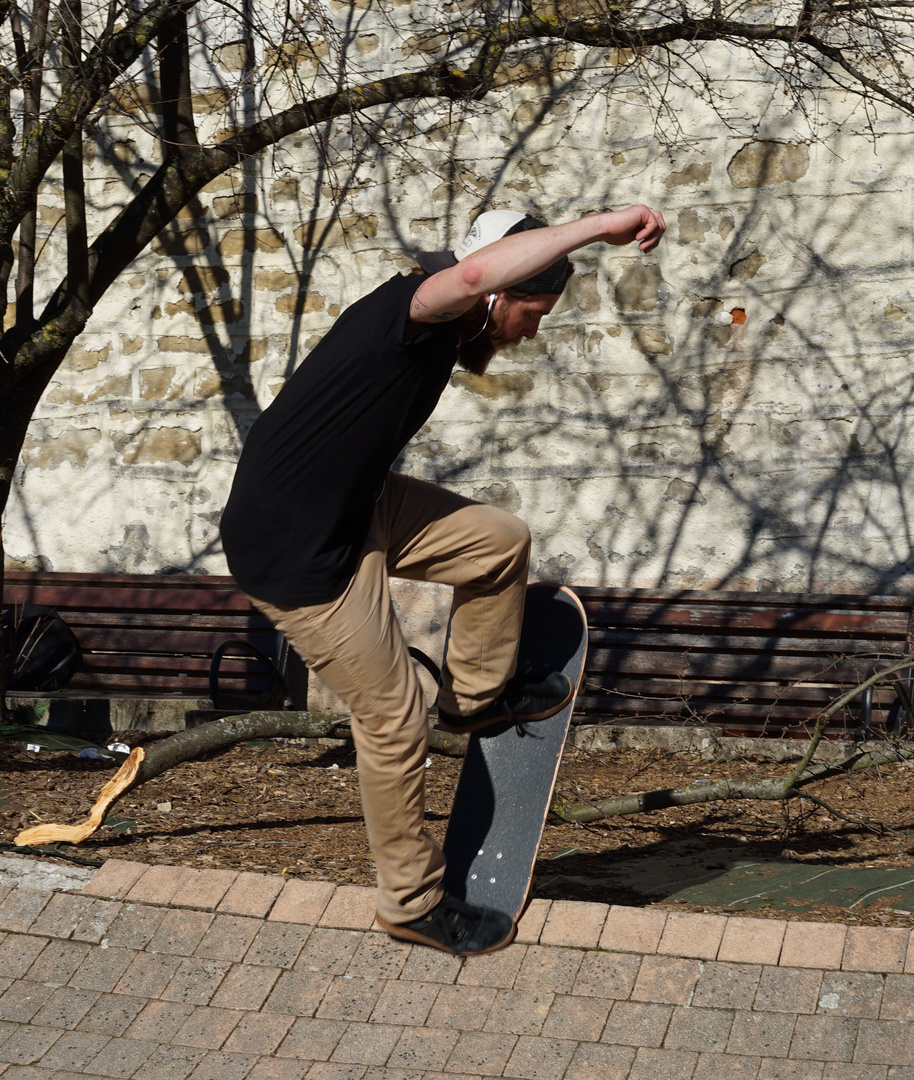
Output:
[13, 27, 914, 714]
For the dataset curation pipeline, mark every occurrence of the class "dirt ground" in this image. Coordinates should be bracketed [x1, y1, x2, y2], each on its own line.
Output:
[4, 732, 914, 927]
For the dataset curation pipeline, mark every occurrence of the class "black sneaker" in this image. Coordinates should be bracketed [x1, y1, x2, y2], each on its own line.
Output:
[377, 893, 516, 955]
[437, 670, 573, 735]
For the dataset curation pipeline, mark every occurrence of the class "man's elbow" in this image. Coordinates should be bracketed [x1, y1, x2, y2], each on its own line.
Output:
[456, 259, 486, 297]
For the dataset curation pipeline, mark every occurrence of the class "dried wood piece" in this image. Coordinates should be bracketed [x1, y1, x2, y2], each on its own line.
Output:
[15, 747, 145, 845]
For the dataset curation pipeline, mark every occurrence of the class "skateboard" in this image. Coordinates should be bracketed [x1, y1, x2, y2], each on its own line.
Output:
[441, 583, 588, 923]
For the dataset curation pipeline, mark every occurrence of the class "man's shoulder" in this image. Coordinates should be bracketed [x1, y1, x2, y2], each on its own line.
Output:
[371, 271, 425, 301]
[344, 272, 435, 335]
[332, 271, 421, 320]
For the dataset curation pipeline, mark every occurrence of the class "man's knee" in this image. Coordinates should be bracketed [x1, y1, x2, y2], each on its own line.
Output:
[504, 513, 531, 562]
[474, 505, 531, 577]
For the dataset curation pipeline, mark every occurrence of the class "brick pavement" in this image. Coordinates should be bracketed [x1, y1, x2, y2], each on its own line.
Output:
[2, 857, 914, 1078]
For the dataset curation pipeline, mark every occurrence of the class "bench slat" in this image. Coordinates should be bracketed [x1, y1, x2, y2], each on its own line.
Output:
[73, 651, 269, 674]
[71, 627, 278, 655]
[576, 586, 914, 610]
[577, 690, 864, 725]
[575, 705, 852, 737]
[578, 692, 850, 719]
[583, 675, 892, 704]
[588, 628, 905, 655]
[4, 585, 257, 614]
[585, 606, 910, 639]
[587, 647, 888, 684]
[47, 613, 272, 634]
[5, 570, 238, 586]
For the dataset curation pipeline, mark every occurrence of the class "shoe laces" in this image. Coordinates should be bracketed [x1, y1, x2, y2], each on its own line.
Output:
[502, 698, 541, 740]
[439, 899, 470, 943]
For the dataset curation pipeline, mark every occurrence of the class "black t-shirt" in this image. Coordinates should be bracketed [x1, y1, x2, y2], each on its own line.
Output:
[220, 273, 459, 606]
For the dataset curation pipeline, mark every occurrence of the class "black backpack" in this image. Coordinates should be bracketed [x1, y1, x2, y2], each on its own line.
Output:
[1, 604, 82, 691]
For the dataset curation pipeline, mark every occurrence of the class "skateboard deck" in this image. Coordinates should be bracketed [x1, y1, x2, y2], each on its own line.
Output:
[441, 583, 588, 923]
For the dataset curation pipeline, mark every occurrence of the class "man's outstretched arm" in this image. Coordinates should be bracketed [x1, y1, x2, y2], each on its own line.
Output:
[410, 206, 665, 325]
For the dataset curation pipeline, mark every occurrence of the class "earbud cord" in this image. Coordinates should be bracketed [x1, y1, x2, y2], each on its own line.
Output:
[465, 294, 496, 342]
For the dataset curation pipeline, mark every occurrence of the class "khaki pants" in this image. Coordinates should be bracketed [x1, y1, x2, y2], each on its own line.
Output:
[252, 472, 530, 924]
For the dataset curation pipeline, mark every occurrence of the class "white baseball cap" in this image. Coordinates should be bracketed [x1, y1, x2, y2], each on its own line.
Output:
[416, 210, 571, 294]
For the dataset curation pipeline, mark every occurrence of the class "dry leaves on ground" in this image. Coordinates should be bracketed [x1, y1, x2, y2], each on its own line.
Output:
[4, 734, 914, 926]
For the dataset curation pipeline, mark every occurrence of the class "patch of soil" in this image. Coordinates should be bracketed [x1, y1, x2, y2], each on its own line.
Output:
[4, 735, 914, 927]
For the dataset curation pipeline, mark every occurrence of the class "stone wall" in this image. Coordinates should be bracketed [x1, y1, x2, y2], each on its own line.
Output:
[5, 17, 914, 681]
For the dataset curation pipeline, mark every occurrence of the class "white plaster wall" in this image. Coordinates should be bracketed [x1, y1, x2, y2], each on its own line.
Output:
[6, 14, 914, 637]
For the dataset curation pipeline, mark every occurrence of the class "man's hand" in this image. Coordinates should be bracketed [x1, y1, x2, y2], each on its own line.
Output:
[602, 205, 666, 252]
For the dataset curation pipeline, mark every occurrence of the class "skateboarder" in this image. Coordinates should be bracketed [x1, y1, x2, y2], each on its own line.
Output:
[220, 205, 665, 955]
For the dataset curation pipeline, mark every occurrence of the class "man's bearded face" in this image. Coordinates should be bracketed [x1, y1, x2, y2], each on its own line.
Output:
[457, 293, 559, 375]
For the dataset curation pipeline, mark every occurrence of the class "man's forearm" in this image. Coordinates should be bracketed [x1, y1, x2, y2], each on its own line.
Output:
[411, 205, 665, 323]
[456, 211, 618, 295]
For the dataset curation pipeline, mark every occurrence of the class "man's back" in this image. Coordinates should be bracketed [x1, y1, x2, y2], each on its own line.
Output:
[220, 272, 457, 607]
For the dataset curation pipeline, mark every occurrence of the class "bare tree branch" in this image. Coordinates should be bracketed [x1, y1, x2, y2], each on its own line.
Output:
[553, 656, 914, 824]
[157, 6, 198, 150]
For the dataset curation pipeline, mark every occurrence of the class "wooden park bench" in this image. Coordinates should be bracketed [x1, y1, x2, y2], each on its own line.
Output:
[4, 573, 913, 740]
[574, 587, 914, 739]
[2, 570, 308, 715]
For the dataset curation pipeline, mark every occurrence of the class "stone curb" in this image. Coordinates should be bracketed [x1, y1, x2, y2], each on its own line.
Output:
[72, 858, 914, 975]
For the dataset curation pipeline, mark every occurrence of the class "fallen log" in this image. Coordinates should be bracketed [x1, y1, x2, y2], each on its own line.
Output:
[550, 742, 914, 824]
[550, 655, 914, 825]
[15, 710, 467, 847]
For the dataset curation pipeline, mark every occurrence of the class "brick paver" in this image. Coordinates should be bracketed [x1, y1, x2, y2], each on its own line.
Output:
[170, 869, 238, 912]
[817, 970, 884, 1017]
[80, 860, 148, 900]
[539, 900, 607, 948]
[600, 905, 667, 955]
[318, 886, 377, 930]
[717, 916, 787, 966]
[269, 881, 335, 926]
[125, 864, 192, 906]
[516, 898, 551, 944]
[4, 856, 914, 1078]
[658, 911, 728, 960]
[218, 872, 285, 918]
[842, 926, 909, 973]
[781, 921, 847, 970]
